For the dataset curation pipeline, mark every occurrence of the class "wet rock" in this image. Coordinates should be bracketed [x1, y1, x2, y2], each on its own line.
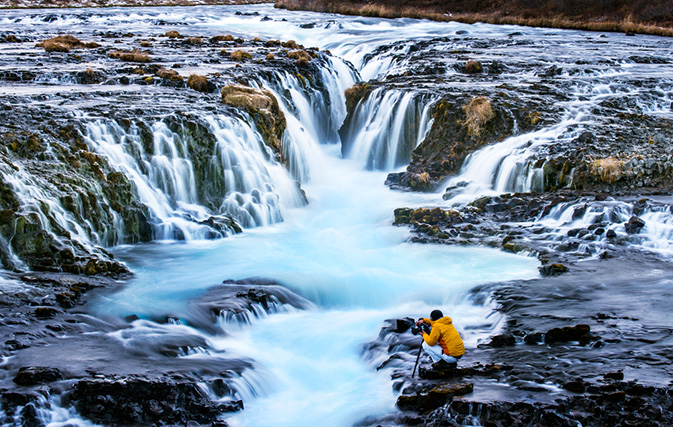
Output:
[395, 317, 415, 333]
[397, 383, 473, 411]
[624, 216, 645, 234]
[563, 380, 586, 393]
[33, 306, 60, 319]
[604, 372, 624, 381]
[545, 324, 591, 344]
[69, 377, 239, 425]
[5, 339, 29, 350]
[187, 279, 310, 334]
[13, 367, 64, 385]
[0, 391, 39, 411]
[399, 94, 549, 188]
[538, 263, 569, 276]
[487, 333, 516, 347]
[524, 332, 544, 344]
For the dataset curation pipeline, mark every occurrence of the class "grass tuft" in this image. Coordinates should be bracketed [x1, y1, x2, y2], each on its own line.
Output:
[187, 74, 210, 93]
[38, 35, 98, 52]
[230, 50, 253, 61]
[464, 97, 495, 136]
[109, 49, 151, 63]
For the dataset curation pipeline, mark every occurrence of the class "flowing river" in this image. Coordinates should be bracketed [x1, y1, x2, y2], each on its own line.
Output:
[1, 3, 673, 426]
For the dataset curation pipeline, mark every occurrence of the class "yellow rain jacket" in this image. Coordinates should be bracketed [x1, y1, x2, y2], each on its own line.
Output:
[421, 316, 465, 357]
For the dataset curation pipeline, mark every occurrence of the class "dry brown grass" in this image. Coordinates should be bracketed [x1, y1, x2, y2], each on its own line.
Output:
[275, 0, 673, 37]
[187, 74, 210, 93]
[591, 157, 624, 183]
[164, 30, 181, 38]
[140, 41, 152, 48]
[230, 50, 253, 61]
[38, 35, 99, 53]
[464, 97, 495, 135]
[156, 67, 183, 81]
[221, 85, 280, 111]
[266, 53, 276, 60]
[43, 40, 70, 52]
[344, 82, 373, 111]
[287, 49, 312, 63]
[109, 49, 151, 63]
[465, 60, 483, 74]
[211, 35, 236, 42]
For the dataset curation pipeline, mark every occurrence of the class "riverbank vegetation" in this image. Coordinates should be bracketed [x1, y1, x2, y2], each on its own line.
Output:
[275, 0, 673, 37]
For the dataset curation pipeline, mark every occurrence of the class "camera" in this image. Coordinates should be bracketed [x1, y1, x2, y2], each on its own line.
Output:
[411, 323, 430, 336]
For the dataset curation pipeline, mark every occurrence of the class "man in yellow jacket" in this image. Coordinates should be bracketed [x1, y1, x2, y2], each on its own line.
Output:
[416, 309, 465, 367]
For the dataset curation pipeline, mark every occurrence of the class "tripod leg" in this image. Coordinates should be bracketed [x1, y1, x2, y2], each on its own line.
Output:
[411, 339, 423, 378]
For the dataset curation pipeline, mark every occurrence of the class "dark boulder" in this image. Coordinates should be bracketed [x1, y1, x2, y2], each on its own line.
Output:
[487, 333, 516, 347]
[69, 377, 241, 425]
[604, 372, 624, 381]
[545, 324, 591, 344]
[13, 367, 64, 386]
[524, 332, 544, 344]
[396, 383, 473, 411]
[34, 306, 60, 319]
[563, 381, 586, 393]
[624, 216, 645, 234]
[539, 263, 569, 276]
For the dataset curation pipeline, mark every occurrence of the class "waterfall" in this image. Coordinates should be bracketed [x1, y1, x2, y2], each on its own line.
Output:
[6, 5, 673, 427]
[0, 158, 114, 259]
[440, 124, 568, 203]
[254, 56, 358, 182]
[83, 114, 306, 240]
[340, 87, 436, 171]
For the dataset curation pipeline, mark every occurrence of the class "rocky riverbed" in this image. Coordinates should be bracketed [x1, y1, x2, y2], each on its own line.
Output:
[353, 24, 673, 427]
[1, 4, 673, 427]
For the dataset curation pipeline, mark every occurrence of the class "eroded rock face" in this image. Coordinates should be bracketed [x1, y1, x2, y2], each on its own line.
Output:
[69, 377, 242, 425]
[0, 118, 149, 275]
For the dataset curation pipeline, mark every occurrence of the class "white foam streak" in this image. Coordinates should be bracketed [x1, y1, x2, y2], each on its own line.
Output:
[341, 88, 437, 170]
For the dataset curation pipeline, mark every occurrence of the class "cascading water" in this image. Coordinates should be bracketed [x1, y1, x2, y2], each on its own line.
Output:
[340, 87, 436, 171]
[82, 114, 306, 239]
[3, 4, 673, 427]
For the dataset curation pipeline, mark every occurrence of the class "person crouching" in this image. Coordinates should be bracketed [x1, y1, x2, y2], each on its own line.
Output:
[416, 309, 465, 368]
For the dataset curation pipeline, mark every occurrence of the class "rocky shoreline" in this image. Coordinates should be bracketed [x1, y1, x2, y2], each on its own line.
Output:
[362, 254, 673, 426]
[0, 272, 310, 426]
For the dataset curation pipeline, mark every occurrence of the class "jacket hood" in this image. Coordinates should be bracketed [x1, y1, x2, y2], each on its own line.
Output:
[433, 316, 453, 325]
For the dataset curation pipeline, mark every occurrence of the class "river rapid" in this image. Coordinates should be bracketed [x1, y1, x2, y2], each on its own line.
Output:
[1, 4, 673, 427]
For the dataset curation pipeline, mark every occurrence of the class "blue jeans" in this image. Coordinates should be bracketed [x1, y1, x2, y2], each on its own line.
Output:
[422, 341, 458, 364]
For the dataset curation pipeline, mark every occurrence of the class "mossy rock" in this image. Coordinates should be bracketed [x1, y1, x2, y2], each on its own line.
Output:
[221, 85, 287, 162]
[344, 82, 373, 114]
